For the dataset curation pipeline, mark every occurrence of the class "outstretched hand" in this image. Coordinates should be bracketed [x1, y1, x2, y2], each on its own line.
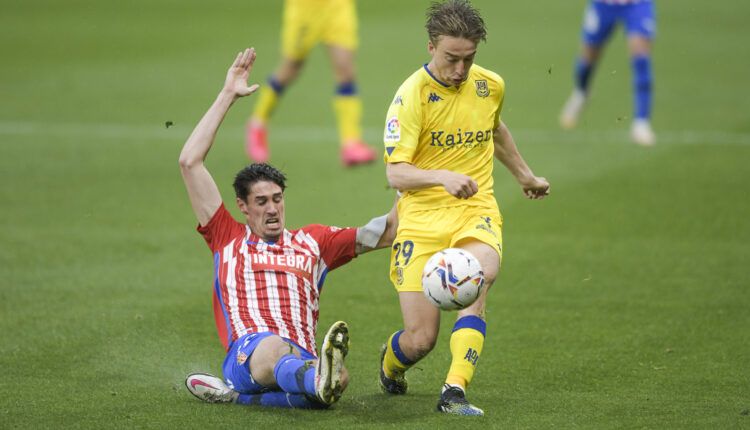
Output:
[223, 48, 260, 98]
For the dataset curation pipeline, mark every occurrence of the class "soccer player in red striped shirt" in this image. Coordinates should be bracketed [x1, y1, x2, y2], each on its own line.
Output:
[179, 48, 396, 409]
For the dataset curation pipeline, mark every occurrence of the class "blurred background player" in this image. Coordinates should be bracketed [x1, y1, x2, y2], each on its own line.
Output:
[179, 48, 397, 409]
[559, 0, 657, 146]
[246, 0, 377, 166]
[379, 0, 549, 416]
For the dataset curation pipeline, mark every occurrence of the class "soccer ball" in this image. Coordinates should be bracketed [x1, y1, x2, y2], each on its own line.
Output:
[422, 248, 485, 311]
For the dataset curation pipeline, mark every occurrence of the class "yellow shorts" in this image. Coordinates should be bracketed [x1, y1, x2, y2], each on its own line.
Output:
[281, 0, 359, 60]
[389, 205, 503, 292]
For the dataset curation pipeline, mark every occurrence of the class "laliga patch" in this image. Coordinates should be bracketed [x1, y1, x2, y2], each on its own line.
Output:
[384, 116, 400, 143]
[475, 79, 489, 98]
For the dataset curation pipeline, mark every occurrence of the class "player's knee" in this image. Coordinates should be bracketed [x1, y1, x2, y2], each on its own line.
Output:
[580, 44, 601, 63]
[627, 36, 651, 57]
[249, 336, 299, 385]
[276, 58, 306, 84]
[483, 265, 498, 287]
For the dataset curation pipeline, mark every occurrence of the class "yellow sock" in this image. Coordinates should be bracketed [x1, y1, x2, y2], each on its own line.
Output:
[383, 330, 415, 379]
[252, 85, 280, 123]
[332, 95, 362, 146]
[445, 316, 486, 389]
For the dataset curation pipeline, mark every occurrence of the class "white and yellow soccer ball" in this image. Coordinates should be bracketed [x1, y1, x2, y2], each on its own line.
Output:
[421, 248, 485, 311]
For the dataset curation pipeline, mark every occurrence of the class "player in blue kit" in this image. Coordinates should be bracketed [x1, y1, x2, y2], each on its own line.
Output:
[560, 0, 657, 146]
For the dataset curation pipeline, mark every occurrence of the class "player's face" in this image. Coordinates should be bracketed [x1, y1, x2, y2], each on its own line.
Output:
[428, 36, 477, 87]
[238, 180, 285, 242]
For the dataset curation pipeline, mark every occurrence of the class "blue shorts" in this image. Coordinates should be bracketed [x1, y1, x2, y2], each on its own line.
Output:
[582, 0, 656, 46]
[222, 332, 316, 394]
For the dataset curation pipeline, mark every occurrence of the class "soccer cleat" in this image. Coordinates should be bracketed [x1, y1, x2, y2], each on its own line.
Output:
[559, 89, 587, 130]
[378, 344, 408, 394]
[630, 119, 656, 146]
[341, 140, 376, 167]
[185, 373, 238, 404]
[436, 384, 484, 416]
[246, 119, 269, 162]
[315, 321, 350, 405]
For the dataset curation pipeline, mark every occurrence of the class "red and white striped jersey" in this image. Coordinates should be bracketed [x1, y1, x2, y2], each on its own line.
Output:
[197, 204, 357, 355]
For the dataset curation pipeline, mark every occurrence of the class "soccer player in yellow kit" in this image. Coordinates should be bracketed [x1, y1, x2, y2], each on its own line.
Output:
[246, 0, 376, 167]
[379, 0, 550, 416]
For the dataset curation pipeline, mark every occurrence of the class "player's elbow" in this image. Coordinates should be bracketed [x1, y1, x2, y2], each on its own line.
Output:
[385, 163, 404, 190]
[178, 152, 200, 171]
[386, 175, 400, 190]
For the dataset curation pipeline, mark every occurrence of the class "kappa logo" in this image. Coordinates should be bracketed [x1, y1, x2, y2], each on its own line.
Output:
[427, 92, 443, 103]
[475, 79, 489, 98]
[475, 216, 497, 237]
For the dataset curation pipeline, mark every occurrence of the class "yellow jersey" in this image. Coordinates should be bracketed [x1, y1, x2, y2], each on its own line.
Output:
[383, 64, 505, 213]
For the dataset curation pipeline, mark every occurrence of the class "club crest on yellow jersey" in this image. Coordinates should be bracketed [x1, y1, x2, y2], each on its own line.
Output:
[475, 79, 489, 98]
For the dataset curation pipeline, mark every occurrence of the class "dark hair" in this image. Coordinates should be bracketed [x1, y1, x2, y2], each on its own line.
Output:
[426, 0, 487, 45]
[233, 163, 287, 201]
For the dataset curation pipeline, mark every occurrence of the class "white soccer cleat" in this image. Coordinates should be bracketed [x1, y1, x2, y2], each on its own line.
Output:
[315, 321, 350, 405]
[630, 119, 656, 146]
[559, 89, 587, 130]
[185, 373, 238, 404]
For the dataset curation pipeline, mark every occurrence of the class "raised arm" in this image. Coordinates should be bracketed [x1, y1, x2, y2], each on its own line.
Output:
[178, 48, 260, 225]
[492, 121, 550, 199]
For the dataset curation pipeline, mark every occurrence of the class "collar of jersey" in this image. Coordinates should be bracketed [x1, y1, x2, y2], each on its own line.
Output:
[246, 229, 285, 247]
[422, 64, 462, 93]
[247, 240, 276, 246]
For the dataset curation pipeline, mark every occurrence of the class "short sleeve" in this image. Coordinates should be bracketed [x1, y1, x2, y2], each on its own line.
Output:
[383, 85, 422, 164]
[303, 224, 357, 271]
[196, 204, 245, 252]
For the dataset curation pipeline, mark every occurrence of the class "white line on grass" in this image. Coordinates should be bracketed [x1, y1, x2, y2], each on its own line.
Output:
[1, 120, 749, 146]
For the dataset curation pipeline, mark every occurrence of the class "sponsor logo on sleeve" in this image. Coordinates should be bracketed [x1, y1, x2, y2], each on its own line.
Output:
[384, 116, 400, 143]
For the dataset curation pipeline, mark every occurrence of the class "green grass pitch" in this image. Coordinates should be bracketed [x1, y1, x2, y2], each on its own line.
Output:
[1, 0, 749, 428]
